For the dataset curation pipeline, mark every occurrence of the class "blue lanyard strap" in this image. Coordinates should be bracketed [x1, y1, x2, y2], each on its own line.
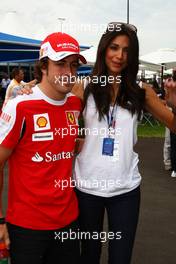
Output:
[107, 104, 117, 129]
[106, 88, 119, 129]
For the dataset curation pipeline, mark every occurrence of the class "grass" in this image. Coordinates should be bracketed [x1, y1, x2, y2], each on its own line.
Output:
[137, 121, 165, 138]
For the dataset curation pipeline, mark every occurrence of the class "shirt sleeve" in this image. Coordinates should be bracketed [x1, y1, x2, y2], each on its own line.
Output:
[11, 86, 21, 98]
[0, 99, 24, 149]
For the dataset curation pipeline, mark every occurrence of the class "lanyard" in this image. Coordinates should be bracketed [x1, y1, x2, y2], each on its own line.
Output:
[107, 89, 119, 130]
[107, 103, 118, 129]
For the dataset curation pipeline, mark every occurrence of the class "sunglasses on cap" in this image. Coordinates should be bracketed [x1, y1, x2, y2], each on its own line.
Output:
[105, 22, 137, 33]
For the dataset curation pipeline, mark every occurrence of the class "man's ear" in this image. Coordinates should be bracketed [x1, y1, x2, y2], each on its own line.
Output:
[41, 67, 47, 75]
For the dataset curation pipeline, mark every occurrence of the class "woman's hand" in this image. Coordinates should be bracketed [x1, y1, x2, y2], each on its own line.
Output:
[17, 84, 33, 95]
[17, 79, 36, 95]
[164, 78, 176, 111]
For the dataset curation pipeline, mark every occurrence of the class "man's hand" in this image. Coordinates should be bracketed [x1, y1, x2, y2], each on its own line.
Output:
[0, 224, 10, 249]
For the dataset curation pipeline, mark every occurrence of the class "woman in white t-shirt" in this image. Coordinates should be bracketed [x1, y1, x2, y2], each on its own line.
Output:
[72, 22, 176, 264]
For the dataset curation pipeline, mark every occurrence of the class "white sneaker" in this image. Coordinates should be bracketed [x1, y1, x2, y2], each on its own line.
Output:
[171, 171, 176, 177]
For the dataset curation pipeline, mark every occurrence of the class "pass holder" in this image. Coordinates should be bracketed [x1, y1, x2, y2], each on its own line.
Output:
[102, 137, 114, 156]
[102, 102, 117, 156]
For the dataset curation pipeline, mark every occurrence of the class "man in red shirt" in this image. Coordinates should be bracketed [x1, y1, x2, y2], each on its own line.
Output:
[0, 32, 86, 264]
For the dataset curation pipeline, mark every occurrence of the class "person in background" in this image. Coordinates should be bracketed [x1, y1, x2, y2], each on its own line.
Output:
[151, 75, 164, 98]
[0, 73, 10, 101]
[5, 68, 36, 101]
[163, 127, 171, 171]
[165, 68, 176, 177]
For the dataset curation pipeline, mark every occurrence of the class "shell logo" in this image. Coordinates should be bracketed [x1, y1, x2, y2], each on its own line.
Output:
[36, 116, 48, 128]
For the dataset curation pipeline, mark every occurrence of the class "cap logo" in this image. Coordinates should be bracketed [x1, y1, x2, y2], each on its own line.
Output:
[57, 43, 78, 50]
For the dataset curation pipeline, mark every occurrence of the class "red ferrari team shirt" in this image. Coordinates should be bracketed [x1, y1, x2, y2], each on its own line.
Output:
[0, 85, 81, 230]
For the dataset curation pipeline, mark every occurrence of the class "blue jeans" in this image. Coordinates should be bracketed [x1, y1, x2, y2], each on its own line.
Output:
[76, 186, 140, 264]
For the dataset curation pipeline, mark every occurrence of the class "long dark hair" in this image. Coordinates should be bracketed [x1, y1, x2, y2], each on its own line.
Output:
[84, 23, 145, 120]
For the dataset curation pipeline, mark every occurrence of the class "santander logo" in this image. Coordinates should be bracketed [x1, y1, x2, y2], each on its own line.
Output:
[31, 152, 43, 162]
[31, 151, 74, 163]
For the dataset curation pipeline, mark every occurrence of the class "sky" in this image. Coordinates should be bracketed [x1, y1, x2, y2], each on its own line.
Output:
[0, 0, 176, 56]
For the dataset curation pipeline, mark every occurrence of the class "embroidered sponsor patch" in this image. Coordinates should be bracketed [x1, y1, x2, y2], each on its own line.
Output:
[33, 113, 51, 131]
[65, 111, 78, 126]
[32, 132, 54, 141]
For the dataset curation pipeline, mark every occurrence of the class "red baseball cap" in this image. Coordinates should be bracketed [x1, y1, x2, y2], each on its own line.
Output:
[39, 32, 87, 64]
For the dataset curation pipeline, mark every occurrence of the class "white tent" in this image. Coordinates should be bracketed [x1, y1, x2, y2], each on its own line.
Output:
[140, 48, 176, 70]
[81, 46, 162, 73]
[80, 46, 97, 66]
[139, 61, 161, 72]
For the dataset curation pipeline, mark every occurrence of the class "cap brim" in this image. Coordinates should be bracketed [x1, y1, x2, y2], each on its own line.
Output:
[46, 51, 87, 64]
[78, 54, 87, 64]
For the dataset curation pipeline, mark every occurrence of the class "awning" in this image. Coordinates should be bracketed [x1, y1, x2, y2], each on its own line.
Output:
[0, 32, 90, 63]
